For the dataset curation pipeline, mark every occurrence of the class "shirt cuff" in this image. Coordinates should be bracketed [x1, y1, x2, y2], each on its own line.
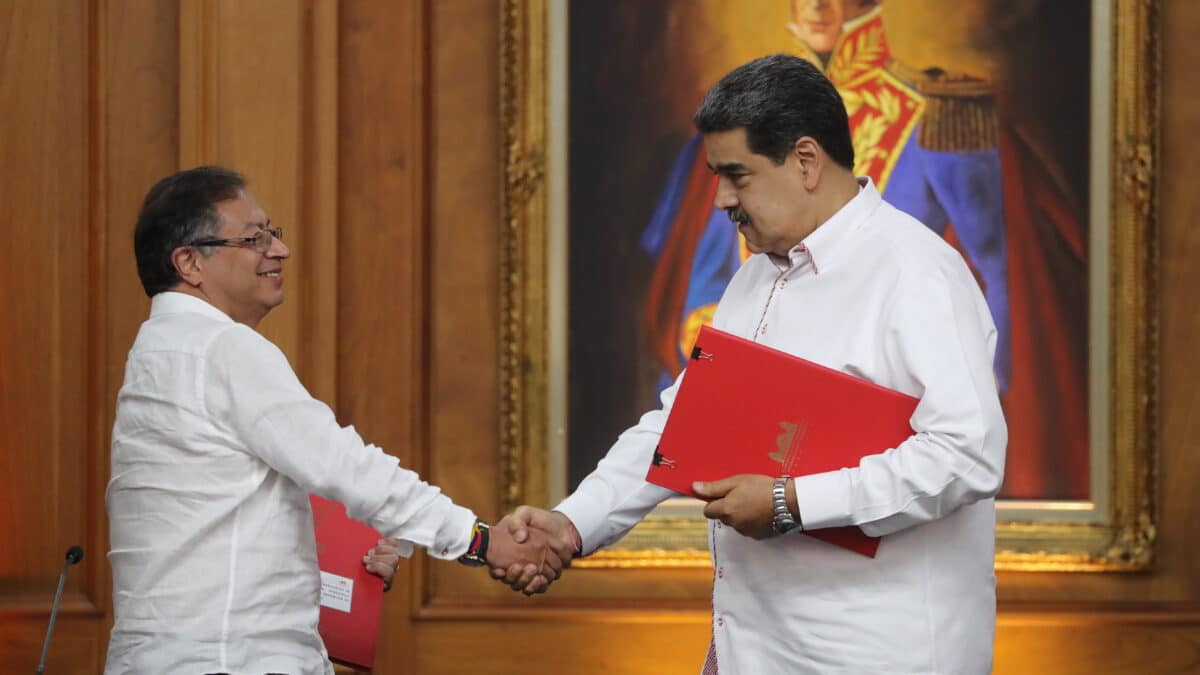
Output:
[553, 493, 611, 556]
[427, 504, 478, 561]
[792, 469, 854, 530]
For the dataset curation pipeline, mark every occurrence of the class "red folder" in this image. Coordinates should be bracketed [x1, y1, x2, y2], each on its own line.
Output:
[309, 495, 385, 670]
[646, 325, 919, 557]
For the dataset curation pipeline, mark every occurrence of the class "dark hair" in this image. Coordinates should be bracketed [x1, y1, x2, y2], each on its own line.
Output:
[693, 54, 854, 169]
[133, 166, 246, 297]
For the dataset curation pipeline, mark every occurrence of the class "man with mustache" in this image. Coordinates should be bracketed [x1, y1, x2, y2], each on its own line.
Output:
[639, 0, 901, 408]
[104, 167, 570, 674]
[505, 55, 1006, 674]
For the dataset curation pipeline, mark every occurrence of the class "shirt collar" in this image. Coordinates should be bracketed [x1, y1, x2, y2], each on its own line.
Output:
[786, 176, 881, 273]
[150, 291, 235, 323]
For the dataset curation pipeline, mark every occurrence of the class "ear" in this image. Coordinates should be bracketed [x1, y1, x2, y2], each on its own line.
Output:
[792, 137, 823, 189]
[170, 246, 205, 288]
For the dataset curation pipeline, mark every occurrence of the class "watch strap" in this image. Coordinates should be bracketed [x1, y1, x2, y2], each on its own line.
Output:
[772, 475, 800, 534]
[457, 519, 490, 567]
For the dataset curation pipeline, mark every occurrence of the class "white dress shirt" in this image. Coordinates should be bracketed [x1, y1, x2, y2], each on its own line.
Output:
[105, 292, 476, 675]
[557, 178, 1006, 675]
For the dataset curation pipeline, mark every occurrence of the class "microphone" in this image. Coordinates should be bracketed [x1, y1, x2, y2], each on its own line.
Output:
[36, 546, 84, 674]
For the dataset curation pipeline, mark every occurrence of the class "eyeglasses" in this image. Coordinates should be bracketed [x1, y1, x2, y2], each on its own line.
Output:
[190, 226, 284, 254]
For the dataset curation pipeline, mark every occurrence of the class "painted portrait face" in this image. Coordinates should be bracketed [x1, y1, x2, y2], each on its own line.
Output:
[790, 0, 845, 54]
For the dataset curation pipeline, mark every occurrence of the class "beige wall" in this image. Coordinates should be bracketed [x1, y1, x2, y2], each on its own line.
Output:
[0, 1, 1196, 672]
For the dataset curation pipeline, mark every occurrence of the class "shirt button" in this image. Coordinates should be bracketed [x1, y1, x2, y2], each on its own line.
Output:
[717, 617, 725, 628]
[717, 567, 724, 579]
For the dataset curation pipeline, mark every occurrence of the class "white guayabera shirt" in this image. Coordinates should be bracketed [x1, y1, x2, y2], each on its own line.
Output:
[105, 292, 476, 675]
[558, 178, 1007, 675]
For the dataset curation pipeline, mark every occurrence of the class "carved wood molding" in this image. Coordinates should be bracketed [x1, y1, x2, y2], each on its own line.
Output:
[499, 0, 548, 513]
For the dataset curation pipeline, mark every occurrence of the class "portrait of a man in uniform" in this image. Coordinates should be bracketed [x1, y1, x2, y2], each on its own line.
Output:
[567, 0, 1090, 500]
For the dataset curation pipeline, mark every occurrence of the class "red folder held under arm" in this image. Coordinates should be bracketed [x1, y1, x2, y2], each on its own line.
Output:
[646, 325, 919, 557]
[310, 495, 385, 670]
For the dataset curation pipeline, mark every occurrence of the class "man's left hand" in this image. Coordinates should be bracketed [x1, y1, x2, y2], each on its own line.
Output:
[363, 537, 403, 591]
[694, 474, 777, 540]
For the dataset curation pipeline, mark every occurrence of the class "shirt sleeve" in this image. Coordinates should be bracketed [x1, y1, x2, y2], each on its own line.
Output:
[555, 261, 762, 554]
[203, 324, 475, 560]
[554, 374, 682, 555]
[792, 263, 1007, 537]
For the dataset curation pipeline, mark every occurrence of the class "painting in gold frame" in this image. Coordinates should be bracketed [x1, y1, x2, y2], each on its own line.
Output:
[499, 0, 1159, 571]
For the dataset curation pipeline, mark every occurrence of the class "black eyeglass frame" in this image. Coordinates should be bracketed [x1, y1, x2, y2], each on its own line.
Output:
[190, 226, 284, 253]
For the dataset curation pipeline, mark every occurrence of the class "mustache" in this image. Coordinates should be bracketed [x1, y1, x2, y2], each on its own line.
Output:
[727, 207, 751, 226]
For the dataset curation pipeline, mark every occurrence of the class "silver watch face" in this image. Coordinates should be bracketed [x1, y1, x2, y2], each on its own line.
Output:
[772, 513, 797, 534]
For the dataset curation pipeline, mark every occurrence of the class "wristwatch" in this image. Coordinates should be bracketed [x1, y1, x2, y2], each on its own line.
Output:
[772, 475, 801, 534]
[457, 519, 490, 567]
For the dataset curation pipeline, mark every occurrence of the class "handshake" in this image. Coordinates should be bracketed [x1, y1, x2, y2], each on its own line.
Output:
[473, 474, 773, 593]
[364, 475, 774, 594]
[483, 506, 581, 595]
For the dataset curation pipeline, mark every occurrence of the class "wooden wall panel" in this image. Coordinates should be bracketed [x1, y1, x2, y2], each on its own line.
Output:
[1157, 0, 1200, 606]
[429, 0, 503, 525]
[179, 0, 339, 402]
[425, 0, 506, 605]
[995, 613, 1200, 674]
[0, 0, 178, 672]
[413, 619, 711, 674]
[337, 1, 429, 672]
[0, 615, 103, 674]
[0, 7, 93, 674]
[95, 0, 180, 589]
[89, 2, 182, 667]
[0, 0, 88, 594]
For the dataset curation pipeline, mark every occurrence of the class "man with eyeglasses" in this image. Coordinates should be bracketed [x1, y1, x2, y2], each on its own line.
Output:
[104, 166, 574, 674]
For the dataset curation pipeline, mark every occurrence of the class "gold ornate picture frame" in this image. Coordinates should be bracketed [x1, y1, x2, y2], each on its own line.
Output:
[500, 0, 1159, 572]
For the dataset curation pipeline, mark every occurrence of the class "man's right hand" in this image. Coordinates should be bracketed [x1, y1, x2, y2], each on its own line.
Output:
[485, 517, 566, 595]
[490, 506, 581, 594]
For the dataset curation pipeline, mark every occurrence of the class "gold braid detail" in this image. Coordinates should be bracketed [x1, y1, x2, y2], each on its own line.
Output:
[889, 59, 997, 152]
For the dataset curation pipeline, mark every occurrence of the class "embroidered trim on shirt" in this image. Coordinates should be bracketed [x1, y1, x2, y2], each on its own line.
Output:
[800, 243, 820, 275]
[753, 271, 787, 341]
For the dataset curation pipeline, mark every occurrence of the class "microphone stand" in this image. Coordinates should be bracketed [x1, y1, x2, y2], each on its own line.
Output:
[36, 546, 83, 675]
